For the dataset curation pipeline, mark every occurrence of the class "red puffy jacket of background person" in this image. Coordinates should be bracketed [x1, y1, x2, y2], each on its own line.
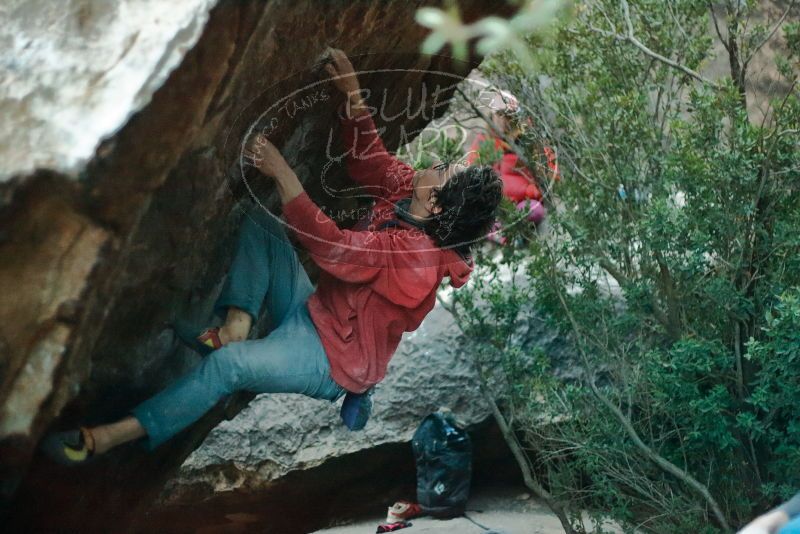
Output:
[466, 133, 542, 202]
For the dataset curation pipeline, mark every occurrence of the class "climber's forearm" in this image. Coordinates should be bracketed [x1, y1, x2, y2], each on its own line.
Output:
[325, 47, 369, 119]
[274, 168, 305, 205]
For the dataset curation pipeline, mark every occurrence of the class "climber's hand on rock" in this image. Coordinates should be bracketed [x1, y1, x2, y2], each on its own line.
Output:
[243, 134, 292, 180]
[243, 134, 303, 204]
[324, 48, 370, 119]
[324, 47, 360, 99]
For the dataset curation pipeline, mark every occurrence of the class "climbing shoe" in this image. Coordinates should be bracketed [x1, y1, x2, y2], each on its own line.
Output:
[171, 319, 223, 356]
[340, 387, 374, 431]
[40, 427, 95, 466]
[386, 501, 422, 523]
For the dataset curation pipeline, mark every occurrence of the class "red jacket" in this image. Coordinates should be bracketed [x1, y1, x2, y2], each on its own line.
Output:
[281, 109, 473, 393]
[467, 133, 541, 202]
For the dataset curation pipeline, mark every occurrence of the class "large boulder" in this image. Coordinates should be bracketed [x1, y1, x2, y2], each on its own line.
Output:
[0, 0, 513, 531]
[163, 298, 487, 503]
[164, 277, 573, 504]
[0, 0, 217, 179]
[138, 294, 571, 532]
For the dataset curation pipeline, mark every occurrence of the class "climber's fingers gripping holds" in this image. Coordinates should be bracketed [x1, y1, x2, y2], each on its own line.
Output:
[242, 135, 304, 203]
[324, 48, 369, 119]
[324, 47, 360, 97]
[243, 134, 292, 180]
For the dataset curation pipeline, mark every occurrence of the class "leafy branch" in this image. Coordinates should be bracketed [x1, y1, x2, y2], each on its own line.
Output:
[583, 0, 718, 87]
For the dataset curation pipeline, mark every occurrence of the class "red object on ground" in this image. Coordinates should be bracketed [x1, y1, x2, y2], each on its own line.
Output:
[282, 107, 472, 394]
[386, 500, 423, 523]
[376, 521, 412, 533]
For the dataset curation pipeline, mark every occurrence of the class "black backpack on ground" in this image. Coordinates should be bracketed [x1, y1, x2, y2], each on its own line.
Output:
[412, 411, 472, 518]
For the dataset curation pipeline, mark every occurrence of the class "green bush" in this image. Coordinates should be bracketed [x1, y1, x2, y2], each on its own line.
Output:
[446, 1, 800, 532]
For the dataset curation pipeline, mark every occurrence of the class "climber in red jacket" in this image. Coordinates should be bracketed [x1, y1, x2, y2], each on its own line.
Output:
[41, 48, 503, 463]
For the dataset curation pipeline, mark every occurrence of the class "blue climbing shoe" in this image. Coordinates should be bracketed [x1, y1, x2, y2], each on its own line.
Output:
[340, 388, 374, 431]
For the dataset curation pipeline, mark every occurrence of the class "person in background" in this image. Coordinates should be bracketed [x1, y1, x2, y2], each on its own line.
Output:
[467, 90, 544, 204]
[466, 90, 554, 245]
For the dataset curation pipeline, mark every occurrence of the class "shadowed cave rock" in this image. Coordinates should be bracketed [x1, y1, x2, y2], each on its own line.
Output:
[139, 418, 523, 534]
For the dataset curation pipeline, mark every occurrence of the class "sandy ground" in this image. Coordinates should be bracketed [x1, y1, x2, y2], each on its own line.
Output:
[313, 486, 569, 534]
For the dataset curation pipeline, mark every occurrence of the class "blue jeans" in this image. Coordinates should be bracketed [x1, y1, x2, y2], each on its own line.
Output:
[132, 205, 345, 449]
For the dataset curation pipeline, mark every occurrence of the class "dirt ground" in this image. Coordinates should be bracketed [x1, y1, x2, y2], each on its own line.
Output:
[313, 486, 571, 534]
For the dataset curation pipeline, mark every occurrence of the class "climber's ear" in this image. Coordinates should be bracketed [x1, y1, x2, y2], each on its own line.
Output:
[428, 188, 443, 215]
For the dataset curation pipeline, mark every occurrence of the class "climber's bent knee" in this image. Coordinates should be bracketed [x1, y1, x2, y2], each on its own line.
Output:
[206, 344, 247, 394]
[242, 204, 291, 245]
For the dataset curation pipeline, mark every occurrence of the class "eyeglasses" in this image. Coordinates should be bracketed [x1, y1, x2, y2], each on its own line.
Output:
[416, 162, 460, 187]
[432, 162, 452, 185]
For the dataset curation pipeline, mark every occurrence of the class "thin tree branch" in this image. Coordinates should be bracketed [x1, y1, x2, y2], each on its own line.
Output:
[436, 293, 582, 534]
[545, 255, 732, 532]
[724, 2, 748, 106]
[584, 18, 716, 88]
[587, 378, 731, 532]
[618, 0, 718, 87]
[653, 250, 681, 340]
[743, 0, 797, 70]
[707, 2, 730, 52]
[478, 376, 581, 534]
[734, 321, 744, 399]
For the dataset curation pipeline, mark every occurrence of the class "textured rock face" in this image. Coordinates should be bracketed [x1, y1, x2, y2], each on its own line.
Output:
[164, 299, 484, 501]
[137, 293, 564, 533]
[0, 0, 217, 179]
[0, 0, 511, 531]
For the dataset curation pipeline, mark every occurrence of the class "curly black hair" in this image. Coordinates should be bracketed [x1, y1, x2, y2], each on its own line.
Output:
[423, 165, 503, 256]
